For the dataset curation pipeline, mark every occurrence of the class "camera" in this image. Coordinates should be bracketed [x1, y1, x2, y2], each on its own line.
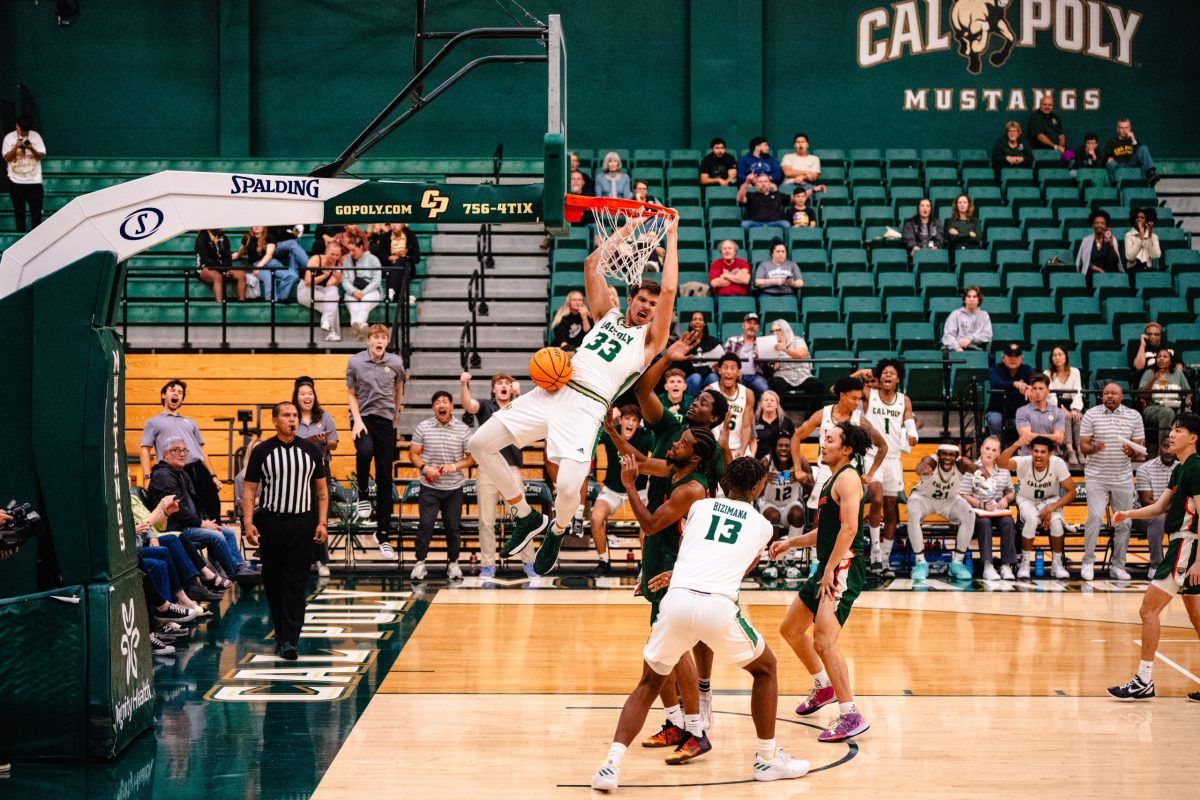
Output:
[2, 501, 41, 531]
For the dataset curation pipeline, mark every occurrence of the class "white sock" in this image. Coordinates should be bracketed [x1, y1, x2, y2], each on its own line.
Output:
[665, 704, 683, 728]
[512, 499, 532, 517]
[812, 669, 831, 688]
[914, 552, 926, 564]
[1052, 552, 1063, 564]
[757, 738, 777, 760]
[684, 714, 703, 736]
[574, 507, 584, 520]
[839, 701, 858, 716]
[1020, 550, 1031, 562]
[599, 551, 609, 562]
[606, 742, 627, 766]
[1137, 660, 1154, 682]
[881, 538, 894, 559]
[952, 551, 964, 564]
[869, 525, 881, 547]
[786, 524, 804, 539]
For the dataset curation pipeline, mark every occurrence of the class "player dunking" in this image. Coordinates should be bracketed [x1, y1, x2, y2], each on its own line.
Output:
[592, 457, 810, 791]
[468, 220, 678, 575]
[774, 422, 871, 743]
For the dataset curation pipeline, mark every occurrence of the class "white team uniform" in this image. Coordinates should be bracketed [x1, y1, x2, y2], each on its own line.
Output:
[595, 484, 648, 512]
[643, 497, 775, 675]
[865, 390, 908, 494]
[710, 383, 749, 455]
[1012, 455, 1071, 538]
[807, 405, 862, 509]
[758, 462, 806, 516]
[907, 466, 976, 551]
[493, 308, 647, 463]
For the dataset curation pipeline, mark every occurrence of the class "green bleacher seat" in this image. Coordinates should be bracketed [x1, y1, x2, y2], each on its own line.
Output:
[1064, 296, 1103, 328]
[717, 295, 756, 326]
[677, 296, 714, 323]
[1147, 296, 1192, 327]
[794, 249, 828, 272]
[821, 206, 857, 226]
[929, 185, 964, 211]
[825, 226, 862, 248]
[719, 321, 743, 342]
[1165, 248, 1200, 274]
[706, 207, 744, 230]
[912, 249, 950, 272]
[886, 296, 926, 329]
[1087, 350, 1128, 386]
[929, 295, 962, 330]
[1000, 169, 1036, 190]
[978, 205, 1016, 229]
[667, 167, 696, 186]
[1105, 297, 1145, 329]
[1004, 271, 1044, 298]
[847, 166, 883, 185]
[894, 322, 934, 351]
[1005, 186, 1042, 210]
[1083, 186, 1118, 208]
[669, 148, 701, 167]
[1018, 207, 1055, 228]
[668, 186, 701, 206]
[952, 250, 992, 270]
[1156, 226, 1189, 251]
[852, 186, 887, 207]
[843, 297, 884, 325]
[958, 149, 990, 168]
[830, 247, 868, 272]
[884, 148, 920, 167]
[1175, 272, 1200, 304]
[788, 227, 824, 250]
[801, 295, 840, 324]
[886, 166, 921, 187]
[1112, 166, 1146, 188]
[679, 268, 708, 286]
[677, 206, 704, 228]
[705, 185, 739, 207]
[759, 294, 799, 324]
[1075, 322, 1118, 355]
[1092, 271, 1135, 301]
[819, 185, 850, 205]
[925, 167, 960, 187]
[890, 186, 925, 210]
[634, 149, 666, 169]
[1030, 322, 1072, 354]
[813, 149, 845, 169]
[1135, 271, 1176, 300]
[747, 227, 782, 249]
[960, 271, 1001, 293]
[919, 271, 958, 299]
[854, 325, 894, 354]
[877, 272, 917, 296]
[809, 322, 849, 351]
[802, 271, 834, 296]
[921, 148, 956, 168]
[858, 205, 894, 227]
[849, 149, 883, 167]
[990, 323, 1023, 351]
[962, 167, 996, 188]
[677, 226, 707, 253]
[994, 246, 1035, 274]
[1121, 187, 1157, 208]
[710, 226, 745, 251]
[837, 272, 876, 297]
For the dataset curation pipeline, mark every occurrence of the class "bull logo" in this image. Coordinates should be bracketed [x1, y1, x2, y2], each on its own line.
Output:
[950, 0, 1016, 74]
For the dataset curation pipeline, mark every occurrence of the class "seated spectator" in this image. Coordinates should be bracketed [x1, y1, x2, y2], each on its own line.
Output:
[1015, 374, 1066, 454]
[944, 194, 983, 251]
[735, 136, 783, 186]
[941, 286, 992, 352]
[681, 311, 724, 395]
[991, 120, 1031, 176]
[1103, 117, 1158, 186]
[1124, 207, 1161, 275]
[299, 240, 344, 342]
[294, 376, 338, 577]
[550, 290, 593, 351]
[985, 343, 1035, 441]
[235, 226, 293, 302]
[1140, 349, 1191, 431]
[788, 189, 817, 228]
[132, 491, 228, 600]
[902, 198, 944, 254]
[341, 234, 382, 341]
[594, 151, 632, 199]
[753, 389, 795, 460]
[1133, 434, 1177, 574]
[765, 319, 823, 409]
[698, 137, 736, 187]
[408, 391, 475, 581]
[1128, 321, 1176, 377]
[738, 172, 789, 229]
[567, 170, 595, 232]
[1075, 210, 1123, 287]
[373, 222, 421, 303]
[1071, 132, 1101, 169]
[708, 239, 751, 296]
[722, 313, 769, 396]
[1045, 346, 1084, 466]
[138, 549, 200, 629]
[1027, 93, 1067, 154]
[570, 151, 595, 195]
[960, 435, 1018, 581]
[755, 241, 803, 296]
[780, 133, 826, 198]
[195, 228, 246, 302]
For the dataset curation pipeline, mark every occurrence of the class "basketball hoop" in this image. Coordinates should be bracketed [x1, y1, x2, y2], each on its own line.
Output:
[563, 194, 678, 286]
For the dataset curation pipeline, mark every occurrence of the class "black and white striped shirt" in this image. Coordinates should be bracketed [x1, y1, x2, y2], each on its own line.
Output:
[244, 436, 328, 514]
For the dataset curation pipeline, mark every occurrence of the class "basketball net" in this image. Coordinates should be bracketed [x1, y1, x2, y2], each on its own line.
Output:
[581, 202, 677, 286]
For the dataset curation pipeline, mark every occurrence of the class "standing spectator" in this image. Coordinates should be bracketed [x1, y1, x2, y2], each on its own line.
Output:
[1045, 346, 1085, 466]
[1015, 374, 1066, 453]
[991, 120, 1030, 177]
[140, 379, 223, 520]
[242, 402, 328, 660]
[735, 136, 782, 185]
[985, 343, 1035, 441]
[723, 313, 770, 396]
[594, 151, 632, 199]
[459, 372, 536, 579]
[737, 173, 789, 230]
[195, 229, 246, 302]
[961, 435, 1018, 581]
[682, 311, 724, 396]
[294, 377, 338, 578]
[698, 138, 736, 187]
[765, 319, 822, 409]
[1133, 434, 1177, 575]
[1140, 349, 1191, 431]
[708, 239, 751, 296]
[1103, 118, 1158, 186]
[299, 240, 344, 342]
[754, 241, 803, 295]
[1075, 209, 1123, 286]
[658, 368, 693, 422]
[550, 290, 593, 351]
[346, 324, 406, 560]
[341, 235, 383, 341]
[1078, 383, 1145, 581]
[1128, 321, 1176, 376]
[941, 286, 992, 352]
[373, 222, 421, 303]
[944, 194, 983, 251]
[780, 133, 824, 196]
[902, 198, 944, 254]
[1027, 93, 1067, 153]
[708, 353, 758, 458]
[1124, 207, 1162, 275]
[788, 189, 817, 228]
[753, 389, 794, 460]
[2, 115, 46, 232]
[570, 152, 595, 195]
[408, 391, 474, 581]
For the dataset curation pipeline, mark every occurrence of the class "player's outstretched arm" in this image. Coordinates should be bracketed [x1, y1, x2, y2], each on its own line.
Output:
[1114, 487, 1174, 523]
[862, 423, 888, 481]
[583, 229, 620, 321]
[646, 223, 679, 355]
[789, 409, 822, 471]
[995, 432, 1031, 471]
[621, 455, 703, 533]
[635, 330, 699, 425]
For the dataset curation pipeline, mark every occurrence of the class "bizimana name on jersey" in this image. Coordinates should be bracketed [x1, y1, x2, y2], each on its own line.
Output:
[713, 501, 748, 520]
[230, 175, 320, 198]
[599, 319, 635, 343]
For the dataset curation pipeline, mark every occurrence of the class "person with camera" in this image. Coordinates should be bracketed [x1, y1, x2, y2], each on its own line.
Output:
[2, 115, 46, 232]
[1075, 209, 1124, 289]
[1124, 207, 1162, 276]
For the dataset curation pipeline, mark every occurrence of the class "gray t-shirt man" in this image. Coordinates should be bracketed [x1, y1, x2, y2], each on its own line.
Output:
[411, 416, 472, 491]
[1014, 401, 1065, 454]
[346, 350, 407, 421]
[141, 412, 206, 464]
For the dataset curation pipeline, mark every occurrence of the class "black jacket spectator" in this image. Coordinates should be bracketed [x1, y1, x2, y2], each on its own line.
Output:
[945, 218, 982, 250]
[146, 461, 203, 531]
[743, 190, 788, 223]
[552, 312, 589, 351]
[987, 362, 1035, 418]
[195, 230, 233, 271]
[902, 217, 944, 251]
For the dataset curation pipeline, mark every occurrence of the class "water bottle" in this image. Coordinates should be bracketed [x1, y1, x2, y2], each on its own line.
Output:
[1035, 549, 1044, 577]
[780, 470, 790, 485]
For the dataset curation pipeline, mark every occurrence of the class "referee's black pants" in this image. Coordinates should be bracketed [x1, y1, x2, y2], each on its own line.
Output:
[257, 510, 316, 646]
[415, 485, 464, 563]
[354, 414, 397, 541]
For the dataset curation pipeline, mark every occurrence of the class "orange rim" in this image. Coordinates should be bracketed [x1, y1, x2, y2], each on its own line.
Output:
[563, 193, 677, 223]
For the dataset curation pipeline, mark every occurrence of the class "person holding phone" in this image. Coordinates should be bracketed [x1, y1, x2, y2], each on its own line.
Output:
[2, 115, 46, 232]
[293, 376, 338, 577]
[1075, 209, 1123, 289]
[1124, 206, 1162, 276]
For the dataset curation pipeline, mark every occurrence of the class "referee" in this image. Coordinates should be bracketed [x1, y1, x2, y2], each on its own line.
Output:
[243, 402, 329, 661]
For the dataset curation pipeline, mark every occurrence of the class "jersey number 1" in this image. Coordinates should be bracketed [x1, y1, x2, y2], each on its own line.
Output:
[704, 514, 742, 544]
[584, 332, 622, 363]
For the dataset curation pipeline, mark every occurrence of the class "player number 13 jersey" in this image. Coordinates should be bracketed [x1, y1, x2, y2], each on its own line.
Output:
[670, 498, 774, 599]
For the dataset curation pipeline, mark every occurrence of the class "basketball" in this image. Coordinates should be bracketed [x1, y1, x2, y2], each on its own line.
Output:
[529, 346, 572, 391]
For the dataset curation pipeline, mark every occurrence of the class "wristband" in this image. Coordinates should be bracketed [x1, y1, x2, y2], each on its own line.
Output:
[904, 418, 919, 441]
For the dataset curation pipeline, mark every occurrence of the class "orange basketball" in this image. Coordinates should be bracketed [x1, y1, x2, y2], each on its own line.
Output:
[529, 346, 573, 391]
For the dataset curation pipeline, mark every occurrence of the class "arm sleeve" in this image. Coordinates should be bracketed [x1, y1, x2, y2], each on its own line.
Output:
[988, 365, 1015, 391]
[244, 444, 267, 483]
[902, 220, 917, 249]
[191, 419, 205, 446]
[1131, 410, 1146, 440]
[1069, 369, 1084, 411]
[1014, 406, 1032, 430]
[309, 443, 329, 479]
[708, 261, 723, 282]
[140, 418, 158, 447]
[975, 310, 993, 345]
[1135, 468, 1151, 493]
[942, 310, 961, 348]
[324, 414, 339, 443]
[411, 421, 427, 446]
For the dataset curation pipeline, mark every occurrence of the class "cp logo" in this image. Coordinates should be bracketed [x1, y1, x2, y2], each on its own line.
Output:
[420, 189, 450, 219]
[119, 207, 165, 240]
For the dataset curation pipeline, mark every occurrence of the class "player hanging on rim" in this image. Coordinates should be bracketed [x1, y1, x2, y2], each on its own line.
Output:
[468, 218, 679, 575]
[759, 436, 814, 545]
[1107, 412, 1200, 703]
[774, 421, 872, 742]
[996, 432, 1077, 580]
[907, 443, 979, 582]
[592, 456, 810, 791]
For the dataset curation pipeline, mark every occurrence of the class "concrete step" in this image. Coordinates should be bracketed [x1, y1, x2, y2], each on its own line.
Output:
[410, 324, 544, 350]
[420, 277, 547, 299]
[417, 299, 546, 324]
[1163, 196, 1200, 213]
[1157, 178, 1200, 193]
[424, 254, 548, 276]
[410, 350, 535, 376]
[431, 232, 546, 254]
[122, 326, 365, 351]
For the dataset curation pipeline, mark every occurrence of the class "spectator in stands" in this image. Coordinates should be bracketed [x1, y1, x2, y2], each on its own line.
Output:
[195, 228, 246, 302]
[373, 222, 421, 303]
[1103, 117, 1158, 186]
[550, 290, 593, 352]
[723, 313, 770, 396]
[299, 240, 344, 342]
[594, 151, 632, 199]
[407, 391, 474, 581]
[735, 136, 782, 185]
[2, 115, 46, 232]
[985, 343, 1035, 441]
[570, 151, 595, 195]
[632, 179, 661, 206]
[294, 376, 338, 578]
[1140, 348, 1191, 430]
[341, 235, 383, 341]
[138, 548, 199, 627]
[941, 285, 992, 351]
[1015, 374, 1066, 454]
[460, 372, 536, 578]
[133, 492, 224, 606]
[140, 379, 224, 520]
[902, 198, 944, 254]
[788, 189, 817, 228]
[682, 311, 724, 395]
[1027, 93, 1067, 154]
[1128, 321, 1176, 376]
[1124, 207, 1161, 275]
[699, 137, 737, 187]
[992, 121, 1031, 177]
[1075, 209, 1123, 287]
[961, 435, 1018, 581]
[1078, 382, 1145, 581]
[708, 239, 751, 296]
[765, 319, 823, 411]
[780, 133, 826, 197]
[944, 194, 983, 251]
[1134, 433, 1177, 574]
[1045, 346, 1085, 466]
[270, 226, 312, 289]
[347, 323, 406, 560]
[1071, 133, 1100, 170]
[659, 368, 692, 420]
[235, 226, 292, 302]
[753, 389, 794, 460]
[755, 241, 803, 296]
[737, 172, 789, 229]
